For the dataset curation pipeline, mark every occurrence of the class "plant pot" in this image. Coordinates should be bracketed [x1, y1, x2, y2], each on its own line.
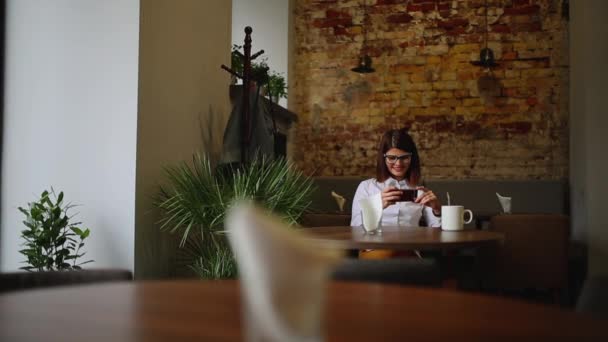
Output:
[0, 269, 133, 293]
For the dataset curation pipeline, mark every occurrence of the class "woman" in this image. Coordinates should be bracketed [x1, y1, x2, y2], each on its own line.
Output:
[351, 128, 441, 228]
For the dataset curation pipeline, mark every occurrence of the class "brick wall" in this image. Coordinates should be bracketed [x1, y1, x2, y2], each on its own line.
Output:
[291, 0, 569, 180]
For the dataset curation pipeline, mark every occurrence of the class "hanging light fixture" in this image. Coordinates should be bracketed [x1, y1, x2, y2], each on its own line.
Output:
[352, 0, 375, 73]
[471, 0, 499, 69]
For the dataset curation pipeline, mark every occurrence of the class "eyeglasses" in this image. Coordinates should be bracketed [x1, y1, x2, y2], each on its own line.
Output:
[384, 153, 412, 164]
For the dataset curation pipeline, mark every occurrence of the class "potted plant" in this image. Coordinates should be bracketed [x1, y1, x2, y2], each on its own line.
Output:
[18, 189, 92, 271]
[267, 71, 288, 103]
[231, 44, 270, 86]
[230, 44, 244, 83]
[156, 154, 315, 279]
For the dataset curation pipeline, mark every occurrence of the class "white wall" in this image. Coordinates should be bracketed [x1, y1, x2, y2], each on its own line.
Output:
[570, 0, 608, 277]
[232, 0, 289, 107]
[1, 0, 140, 271]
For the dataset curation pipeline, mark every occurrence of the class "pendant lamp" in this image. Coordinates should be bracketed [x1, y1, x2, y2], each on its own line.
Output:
[352, 0, 375, 73]
[471, 0, 499, 69]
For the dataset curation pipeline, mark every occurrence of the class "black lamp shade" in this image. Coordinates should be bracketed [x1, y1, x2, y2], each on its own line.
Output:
[351, 54, 375, 73]
[471, 47, 499, 68]
[480, 48, 496, 65]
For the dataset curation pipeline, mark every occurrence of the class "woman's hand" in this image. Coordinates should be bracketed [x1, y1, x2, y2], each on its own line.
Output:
[415, 186, 441, 214]
[381, 186, 402, 209]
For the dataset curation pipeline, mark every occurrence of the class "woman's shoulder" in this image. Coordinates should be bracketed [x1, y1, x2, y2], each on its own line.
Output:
[357, 178, 384, 189]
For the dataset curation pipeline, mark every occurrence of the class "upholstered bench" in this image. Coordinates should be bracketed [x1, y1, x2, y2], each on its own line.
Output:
[302, 176, 569, 228]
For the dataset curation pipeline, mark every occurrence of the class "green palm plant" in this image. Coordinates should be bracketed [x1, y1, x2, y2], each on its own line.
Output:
[157, 153, 314, 279]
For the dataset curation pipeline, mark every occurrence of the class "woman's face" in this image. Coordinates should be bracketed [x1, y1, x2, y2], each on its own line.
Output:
[384, 147, 412, 180]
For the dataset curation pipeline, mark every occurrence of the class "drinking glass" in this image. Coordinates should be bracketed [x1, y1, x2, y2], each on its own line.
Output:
[361, 209, 382, 234]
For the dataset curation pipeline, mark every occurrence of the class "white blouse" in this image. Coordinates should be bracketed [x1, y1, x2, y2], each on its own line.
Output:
[351, 178, 441, 228]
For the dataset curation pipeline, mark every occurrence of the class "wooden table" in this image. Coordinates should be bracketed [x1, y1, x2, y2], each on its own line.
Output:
[0, 280, 604, 340]
[304, 225, 504, 251]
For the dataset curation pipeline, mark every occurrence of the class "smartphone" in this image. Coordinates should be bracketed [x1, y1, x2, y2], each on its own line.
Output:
[398, 189, 418, 202]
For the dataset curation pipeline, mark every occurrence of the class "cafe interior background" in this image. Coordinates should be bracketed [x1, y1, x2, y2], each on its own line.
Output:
[0, 0, 606, 301]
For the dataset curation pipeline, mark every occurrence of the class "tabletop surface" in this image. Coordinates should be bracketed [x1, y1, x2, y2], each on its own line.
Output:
[0, 280, 604, 341]
[304, 225, 504, 250]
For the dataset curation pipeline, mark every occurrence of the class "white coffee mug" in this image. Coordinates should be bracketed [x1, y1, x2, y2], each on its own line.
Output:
[441, 205, 474, 231]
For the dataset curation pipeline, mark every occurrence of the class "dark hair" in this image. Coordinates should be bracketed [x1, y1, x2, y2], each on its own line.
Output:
[375, 128, 421, 185]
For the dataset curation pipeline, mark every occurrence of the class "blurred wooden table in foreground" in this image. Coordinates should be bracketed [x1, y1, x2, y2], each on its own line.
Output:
[0, 280, 605, 341]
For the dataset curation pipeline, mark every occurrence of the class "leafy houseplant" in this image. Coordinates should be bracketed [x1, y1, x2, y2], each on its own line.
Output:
[231, 44, 270, 85]
[268, 71, 288, 102]
[231, 44, 244, 80]
[18, 189, 92, 271]
[231, 45, 289, 102]
[157, 154, 314, 279]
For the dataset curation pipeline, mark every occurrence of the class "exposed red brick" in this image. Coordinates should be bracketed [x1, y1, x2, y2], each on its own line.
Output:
[407, 3, 422, 12]
[512, 0, 530, 6]
[434, 120, 453, 132]
[439, 10, 451, 18]
[491, 23, 511, 33]
[455, 122, 482, 135]
[387, 13, 414, 24]
[293, 0, 568, 179]
[325, 9, 350, 19]
[498, 122, 532, 134]
[312, 17, 353, 28]
[526, 97, 538, 106]
[503, 57, 550, 68]
[376, 0, 404, 5]
[454, 89, 469, 98]
[414, 115, 443, 123]
[438, 3, 450, 11]
[453, 27, 470, 35]
[502, 51, 518, 60]
[513, 22, 542, 32]
[333, 26, 348, 35]
[492, 97, 509, 106]
[457, 70, 476, 80]
[421, 3, 436, 12]
[501, 88, 515, 97]
[437, 18, 469, 30]
[504, 5, 541, 15]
